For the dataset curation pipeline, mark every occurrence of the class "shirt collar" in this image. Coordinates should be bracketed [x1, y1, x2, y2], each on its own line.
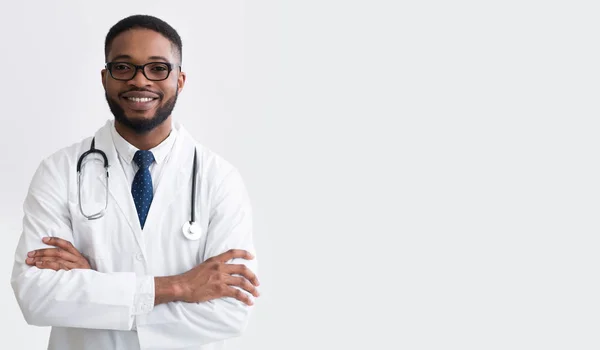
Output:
[110, 120, 178, 166]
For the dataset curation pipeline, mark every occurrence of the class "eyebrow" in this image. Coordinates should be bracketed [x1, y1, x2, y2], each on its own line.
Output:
[148, 55, 169, 62]
[109, 54, 170, 62]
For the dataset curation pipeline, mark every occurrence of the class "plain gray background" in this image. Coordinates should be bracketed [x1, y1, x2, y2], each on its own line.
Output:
[1, 0, 599, 349]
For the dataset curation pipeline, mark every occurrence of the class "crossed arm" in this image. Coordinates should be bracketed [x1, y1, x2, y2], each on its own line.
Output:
[25, 237, 260, 307]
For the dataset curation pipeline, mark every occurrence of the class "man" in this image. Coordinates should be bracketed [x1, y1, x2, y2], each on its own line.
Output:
[10, 14, 260, 350]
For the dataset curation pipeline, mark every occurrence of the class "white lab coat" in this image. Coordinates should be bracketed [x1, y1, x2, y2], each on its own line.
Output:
[11, 120, 257, 350]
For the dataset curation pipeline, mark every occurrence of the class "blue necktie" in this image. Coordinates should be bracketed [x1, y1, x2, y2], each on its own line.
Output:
[132, 150, 155, 229]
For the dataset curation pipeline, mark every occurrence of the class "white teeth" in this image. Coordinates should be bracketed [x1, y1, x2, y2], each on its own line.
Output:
[127, 97, 154, 103]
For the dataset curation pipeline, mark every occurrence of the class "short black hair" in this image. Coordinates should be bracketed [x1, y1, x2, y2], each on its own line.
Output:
[104, 14, 182, 64]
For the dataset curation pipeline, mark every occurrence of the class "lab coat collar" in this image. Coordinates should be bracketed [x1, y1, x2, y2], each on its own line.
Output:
[141, 121, 197, 232]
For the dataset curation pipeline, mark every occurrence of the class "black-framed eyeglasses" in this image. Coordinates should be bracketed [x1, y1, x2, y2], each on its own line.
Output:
[105, 61, 180, 81]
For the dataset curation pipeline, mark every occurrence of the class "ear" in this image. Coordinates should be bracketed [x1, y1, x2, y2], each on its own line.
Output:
[177, 70, 186, 94]
[101, 68, 107, 91]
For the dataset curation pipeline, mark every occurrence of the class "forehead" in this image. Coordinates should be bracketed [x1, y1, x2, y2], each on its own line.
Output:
[107, 28, 176, 62]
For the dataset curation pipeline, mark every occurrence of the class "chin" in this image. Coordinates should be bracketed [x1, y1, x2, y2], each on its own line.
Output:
[125, 110, 156, 120]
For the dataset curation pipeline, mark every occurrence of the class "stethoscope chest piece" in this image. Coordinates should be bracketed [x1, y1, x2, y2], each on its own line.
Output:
[182, 221, 203, 240]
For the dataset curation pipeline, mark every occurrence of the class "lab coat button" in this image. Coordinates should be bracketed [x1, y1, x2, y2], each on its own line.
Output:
[136, 253, 143, 261]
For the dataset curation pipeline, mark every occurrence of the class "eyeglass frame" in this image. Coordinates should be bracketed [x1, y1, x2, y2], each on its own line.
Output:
[105, 61, 182, 81]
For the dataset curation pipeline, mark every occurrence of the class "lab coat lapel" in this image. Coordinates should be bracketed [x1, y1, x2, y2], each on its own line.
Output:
[94, 122, 145, 251]
[142, 125, 195, 231]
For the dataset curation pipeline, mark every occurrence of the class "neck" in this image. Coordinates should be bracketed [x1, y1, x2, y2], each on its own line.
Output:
[115, 116, 173, 150]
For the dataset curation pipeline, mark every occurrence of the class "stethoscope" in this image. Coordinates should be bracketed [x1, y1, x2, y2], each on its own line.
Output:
[76, 137, 203, 240]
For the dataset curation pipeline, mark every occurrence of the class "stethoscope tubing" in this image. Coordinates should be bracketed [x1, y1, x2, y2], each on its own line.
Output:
[77, 137, 202, 240]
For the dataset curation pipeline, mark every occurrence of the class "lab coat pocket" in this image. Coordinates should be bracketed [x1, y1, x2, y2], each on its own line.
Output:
[72, 216, 113, 268]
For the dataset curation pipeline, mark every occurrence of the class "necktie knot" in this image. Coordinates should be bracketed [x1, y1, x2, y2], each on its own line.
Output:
[133, 150, 154, 169]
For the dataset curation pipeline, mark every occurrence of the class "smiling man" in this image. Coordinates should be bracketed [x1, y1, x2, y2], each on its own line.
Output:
[11, 15, 259, 350]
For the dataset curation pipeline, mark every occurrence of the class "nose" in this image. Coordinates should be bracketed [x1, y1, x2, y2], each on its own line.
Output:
[127, 67, 152, 87]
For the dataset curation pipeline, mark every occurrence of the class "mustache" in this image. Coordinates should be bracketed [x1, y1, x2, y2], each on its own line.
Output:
[118, 88, 163, 99]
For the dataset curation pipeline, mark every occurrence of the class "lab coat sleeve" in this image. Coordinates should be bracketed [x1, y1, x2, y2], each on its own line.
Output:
[10, 158, 144, 330]
[135, 168, 258, 349]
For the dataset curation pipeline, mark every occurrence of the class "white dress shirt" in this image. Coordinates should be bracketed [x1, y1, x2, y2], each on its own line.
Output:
[109, 120, 178, 195]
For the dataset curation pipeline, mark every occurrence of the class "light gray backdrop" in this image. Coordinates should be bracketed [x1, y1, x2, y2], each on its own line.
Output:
[1, 1, 599, 349]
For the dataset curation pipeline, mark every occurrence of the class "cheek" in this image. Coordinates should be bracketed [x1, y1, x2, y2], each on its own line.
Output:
[105, 81, 123, 97]
[157, 80, 177, 97]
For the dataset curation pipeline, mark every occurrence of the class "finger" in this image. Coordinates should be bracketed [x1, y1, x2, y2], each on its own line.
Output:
[42, 237, 82, 257]
[223, 285, 254, 306]
[224, 264, 260, 286]
[27, 248, 79, 263]
[224, 275, 260, 298]
[42, 258, 78, 270]
[35, 260, 69, 271]
[35, 257, 60, 264]
[213, 249, 254, 263]
[31, 257, 77, 270]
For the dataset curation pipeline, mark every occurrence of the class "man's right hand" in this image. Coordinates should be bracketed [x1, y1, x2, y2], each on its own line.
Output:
[166, 249, 260, 306]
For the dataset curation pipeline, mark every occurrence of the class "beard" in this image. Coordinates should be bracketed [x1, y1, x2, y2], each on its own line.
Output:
[105, 90, 178, 134]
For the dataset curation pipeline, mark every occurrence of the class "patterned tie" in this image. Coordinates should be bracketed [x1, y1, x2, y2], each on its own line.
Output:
[132, 150, 155, 229]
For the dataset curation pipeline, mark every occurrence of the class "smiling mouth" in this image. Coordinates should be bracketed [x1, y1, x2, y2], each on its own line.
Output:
[125, 97, 158, 102]
[121, 96, 160, 111]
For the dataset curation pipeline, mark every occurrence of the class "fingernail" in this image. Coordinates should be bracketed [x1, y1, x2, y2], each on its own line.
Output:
[26, 258, 33, 264]
[42, 237, 49, 243]
[27, 251, 34, 257]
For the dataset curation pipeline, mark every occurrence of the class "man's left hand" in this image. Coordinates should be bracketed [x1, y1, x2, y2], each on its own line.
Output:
[25, 237, 91, 271]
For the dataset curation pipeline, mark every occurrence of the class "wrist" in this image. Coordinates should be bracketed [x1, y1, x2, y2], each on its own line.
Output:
[154, 276, 184, 305]
[170, 275, 187, 301]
